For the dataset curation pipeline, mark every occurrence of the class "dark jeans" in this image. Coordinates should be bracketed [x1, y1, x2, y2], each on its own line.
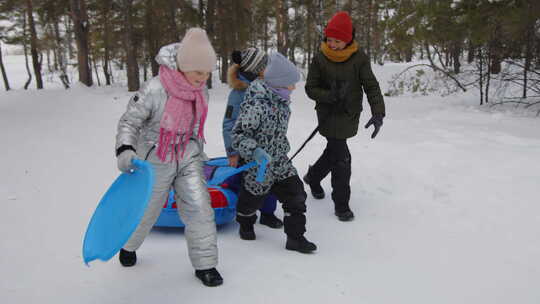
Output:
[236, 175, 307, 238]
[307, 137, 351, 212]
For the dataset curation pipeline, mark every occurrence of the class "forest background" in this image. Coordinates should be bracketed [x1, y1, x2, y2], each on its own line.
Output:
[1, 0, 540, 108]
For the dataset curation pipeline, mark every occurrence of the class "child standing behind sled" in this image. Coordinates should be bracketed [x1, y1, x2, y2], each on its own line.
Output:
[222, 48, 284, 229]
[231, 52, 317, 253]
[115, 28, 223, 287]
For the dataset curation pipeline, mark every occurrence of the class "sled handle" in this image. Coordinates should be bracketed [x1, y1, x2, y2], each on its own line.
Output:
[255, 159, 268, 183]
[208, 160, 268, 185]
[132, 159, 145, 168]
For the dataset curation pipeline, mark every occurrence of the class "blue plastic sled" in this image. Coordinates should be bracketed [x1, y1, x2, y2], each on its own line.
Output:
[82, 160, 154, 266]
[154, 158, 262, 228]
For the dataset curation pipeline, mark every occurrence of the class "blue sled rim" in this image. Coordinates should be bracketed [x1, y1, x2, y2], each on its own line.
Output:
[82, 160, 154, 266]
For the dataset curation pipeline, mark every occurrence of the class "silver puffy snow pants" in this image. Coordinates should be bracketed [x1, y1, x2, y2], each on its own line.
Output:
[123, 140, 218, 270]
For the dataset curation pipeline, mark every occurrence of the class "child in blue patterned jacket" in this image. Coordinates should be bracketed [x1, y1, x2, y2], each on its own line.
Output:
[231, 52, 317, 253]
[222, 48, 283, 229]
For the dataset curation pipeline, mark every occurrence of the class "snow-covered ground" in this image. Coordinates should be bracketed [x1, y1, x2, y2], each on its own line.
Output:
[1, 55, 540, 304]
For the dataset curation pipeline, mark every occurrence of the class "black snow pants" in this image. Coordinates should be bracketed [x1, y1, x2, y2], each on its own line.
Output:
[236, 175, 307, 238]
[307, 137, 351, 212]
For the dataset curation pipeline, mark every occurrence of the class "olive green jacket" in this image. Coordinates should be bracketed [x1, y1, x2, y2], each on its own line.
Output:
[305, 48, 385, 139]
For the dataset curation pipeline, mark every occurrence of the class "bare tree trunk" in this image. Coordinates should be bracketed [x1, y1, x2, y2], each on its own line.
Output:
[288, 3, 299, 64]
[198, 0, 205, 26]
[108, 60, 115, 84]
[263, 18, 269, 53]
[0, 44, 11, 91]
[46, 49, 52, 73]
[366, 0, 373, 60]
[103, 44, 111, 85]
[65, 16, 75, 60]
[22, 13, 33, 90]
[205, 0, 216, 88]
[70, 0, 93, 86]
[478, 48, 484, 105]
[103, 50, 111, 85]
[142, 48, 148, 82]
[24, 47, 32, 90]
[452, 41, 461, 74]
[405, 46, 413, 62]
[445, 46, 450, 67]
[92, 53, 101, 86]
[306, 0, 313, 68]
[217, 3, 229, 83]
[523, 6, 534, 99]
[101, 0, 113, 85]
[26, 0, 44, 89]
[536, 38, 540, 70]
[275, 0, 288, 55]
[489, 25, 502, 75]
[166, 0, 180, 42]
[145, 0, 159, 77]
[485, 46, 491, 104]
[467, 40, 474, 64]
[123, 0, 140, 91]
[47, 23, 59, 72]
[52, 44, 59, 71]
[53, 18, 69, 88]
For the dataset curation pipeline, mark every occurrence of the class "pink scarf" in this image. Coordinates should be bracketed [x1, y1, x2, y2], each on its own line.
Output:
[157, 65, 208, 162]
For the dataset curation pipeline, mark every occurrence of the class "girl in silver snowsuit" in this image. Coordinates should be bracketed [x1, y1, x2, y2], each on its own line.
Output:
[114, 28, 223, 287]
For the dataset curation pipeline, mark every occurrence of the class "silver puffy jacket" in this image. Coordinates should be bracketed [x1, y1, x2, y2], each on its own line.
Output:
[116, 43, 218, 270]
[115, 43, 209, 161]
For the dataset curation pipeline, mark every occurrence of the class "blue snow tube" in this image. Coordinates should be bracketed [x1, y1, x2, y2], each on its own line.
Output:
[154, 157, 264, 228]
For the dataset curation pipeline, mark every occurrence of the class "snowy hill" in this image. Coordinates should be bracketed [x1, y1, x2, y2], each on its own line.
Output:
[1, 55, 540, 304]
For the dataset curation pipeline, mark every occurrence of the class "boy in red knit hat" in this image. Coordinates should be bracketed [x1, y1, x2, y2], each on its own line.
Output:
[304, 11, 386, 222]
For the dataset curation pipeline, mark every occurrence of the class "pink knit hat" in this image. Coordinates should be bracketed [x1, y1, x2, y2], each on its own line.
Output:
[176, 28, 217, 72]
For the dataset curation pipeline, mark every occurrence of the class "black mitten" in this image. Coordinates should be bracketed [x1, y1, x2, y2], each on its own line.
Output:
[364, 114, 384, 139]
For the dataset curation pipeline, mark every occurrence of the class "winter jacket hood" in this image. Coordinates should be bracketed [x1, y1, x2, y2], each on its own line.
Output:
[155, 43, 181, 70]
[227, 64, 249, 90]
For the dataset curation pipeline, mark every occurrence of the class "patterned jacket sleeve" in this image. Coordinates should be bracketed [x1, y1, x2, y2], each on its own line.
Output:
[115, 81, 154, 152]
[231, 90, 263, 161]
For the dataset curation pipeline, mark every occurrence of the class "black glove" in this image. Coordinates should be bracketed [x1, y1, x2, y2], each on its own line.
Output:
[329, 81, 350, 112]
[364, 114, 384, 139]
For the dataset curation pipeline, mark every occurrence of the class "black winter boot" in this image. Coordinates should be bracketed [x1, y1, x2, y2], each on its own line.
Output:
[239, 223, 256, 240]
[285, 236, 317, 253]
[335, 209, 355, 222]
[303, 169, 325, 199]
[237, 214, 257, 240]
[119, 248, 136, 267]
[195, 268, 223, 287]
[259, 213, 284, 229]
